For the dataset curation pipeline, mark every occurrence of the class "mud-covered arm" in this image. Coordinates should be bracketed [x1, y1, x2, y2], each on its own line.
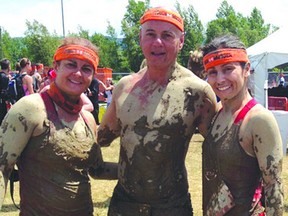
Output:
[88, 139, 118, 179]
[89, 159, 118, 180]
[197, 84, 217, 137]
[0, 96, 43, 210]
[252, 110, 283, 215]
[82, 111, 118, 180]
[88, 141, 118, 180]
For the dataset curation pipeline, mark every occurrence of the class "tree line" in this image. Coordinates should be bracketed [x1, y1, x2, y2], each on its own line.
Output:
[0, 0, 277, 73]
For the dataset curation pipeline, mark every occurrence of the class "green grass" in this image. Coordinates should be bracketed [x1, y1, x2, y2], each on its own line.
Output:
[2, 134, 288, 215]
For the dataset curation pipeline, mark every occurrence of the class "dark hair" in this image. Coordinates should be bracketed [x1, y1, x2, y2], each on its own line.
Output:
[201, 34, 247, 68]
[187, 50, 205, 79]
[201, 34, 246, 57]
[19, 58, 31, 69]
[107, 78, 114, 85]
[0, 58, 10, 70]
[15, 62, 21, 71]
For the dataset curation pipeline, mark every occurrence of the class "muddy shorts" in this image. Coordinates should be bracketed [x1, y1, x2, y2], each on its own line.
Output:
[107, 186, 193, 216]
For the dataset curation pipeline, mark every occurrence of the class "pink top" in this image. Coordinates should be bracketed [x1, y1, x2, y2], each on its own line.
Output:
[22, 84, 30, 96]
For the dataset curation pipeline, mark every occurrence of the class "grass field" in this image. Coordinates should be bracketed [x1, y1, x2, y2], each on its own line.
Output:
[1, 134, 288, 216]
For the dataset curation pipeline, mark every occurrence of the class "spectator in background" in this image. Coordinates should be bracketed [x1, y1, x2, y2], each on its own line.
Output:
[19, 58, 34, 96]
[39, 69, 57, 91]
[0, 58, 10, 124]
[104, 78, 114, 107]
[15, 62, 21, 74]
[97, 6, 217, 216]
[36, 63, 44, 75]
[278, 79, 285, 88]
[99, 78, 114, 108]
[86, 76, 101, 125]
[30, 63, 42, 93]
[278, 72, 286, 87]
[42, 65, 50, 79]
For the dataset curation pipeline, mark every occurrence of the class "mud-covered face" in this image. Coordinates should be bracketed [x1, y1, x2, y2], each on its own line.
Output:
[140, 20, 184, 70]
[54, 58, 94, 101]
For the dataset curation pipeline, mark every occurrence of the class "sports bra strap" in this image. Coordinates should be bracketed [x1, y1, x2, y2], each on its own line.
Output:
[234, 98, 258, 124]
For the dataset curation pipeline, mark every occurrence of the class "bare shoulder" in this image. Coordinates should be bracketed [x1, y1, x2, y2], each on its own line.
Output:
[244, 104, 279, 136]
[10, 94, 46, 123]
[23, 74, 33, 81]
[176, 65, 208, 86]
[14, 93, 45, 110]
[2, 94, 47, 138]
[177, 66, 216, 102]
[249, 104, 276, 123]
[113, 71, 143, 93]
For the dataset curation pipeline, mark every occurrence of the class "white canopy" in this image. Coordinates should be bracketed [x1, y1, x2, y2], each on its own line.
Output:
[247, 26, 288, 106]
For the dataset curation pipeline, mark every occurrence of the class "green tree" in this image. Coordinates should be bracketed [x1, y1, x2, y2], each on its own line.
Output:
[24, 20, 60, 66]
[94, 22, 127, 71]
[66, 24, 126, 72]
[175, 2, 204, 67]
[90, 33, 112, 68]
[67, 25, 90, 39]
[245, 8, 270, 47]
[104, 22, 127, 71]
[0, 28, 27, 69]
[76, 26, 90, 39]
[205, 0, 240, 44]
[205, 0, 271, 48]
[10, 37, 29, 68]
[216, 0, 235, 18]
[0, 29, 13, 60]
[121, 0, 149, 72]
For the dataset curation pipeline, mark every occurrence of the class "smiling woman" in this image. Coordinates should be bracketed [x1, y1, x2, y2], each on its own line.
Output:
[201, 34, 283, 215]
[0, 37, 118, 215]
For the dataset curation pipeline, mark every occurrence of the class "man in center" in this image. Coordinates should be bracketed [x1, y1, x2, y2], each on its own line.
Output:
[97, 6, 217, 216]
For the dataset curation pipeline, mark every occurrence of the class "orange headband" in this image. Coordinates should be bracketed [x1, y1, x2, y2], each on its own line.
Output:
[140, 7, 184, 32]
[53, 45, 99, 71]
[203, 49, 249, 71]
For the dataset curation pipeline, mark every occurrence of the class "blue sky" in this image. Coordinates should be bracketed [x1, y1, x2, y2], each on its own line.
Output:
[1, 0, 287, 38]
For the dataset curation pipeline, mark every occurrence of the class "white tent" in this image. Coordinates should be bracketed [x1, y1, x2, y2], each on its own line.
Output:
[247, 26, 288, 106]
[247, 26, 288, 154]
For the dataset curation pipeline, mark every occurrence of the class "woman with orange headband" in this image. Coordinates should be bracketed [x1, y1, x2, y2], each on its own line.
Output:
[0, 37, 117, 215]
[201, 34, 283, 215]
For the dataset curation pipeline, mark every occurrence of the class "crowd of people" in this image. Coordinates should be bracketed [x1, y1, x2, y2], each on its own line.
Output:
[0, 5, 284, 216]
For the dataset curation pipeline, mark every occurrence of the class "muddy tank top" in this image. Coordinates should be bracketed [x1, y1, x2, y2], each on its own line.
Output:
[17, 92, 103, 216]
[203, 99, 261, 215]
